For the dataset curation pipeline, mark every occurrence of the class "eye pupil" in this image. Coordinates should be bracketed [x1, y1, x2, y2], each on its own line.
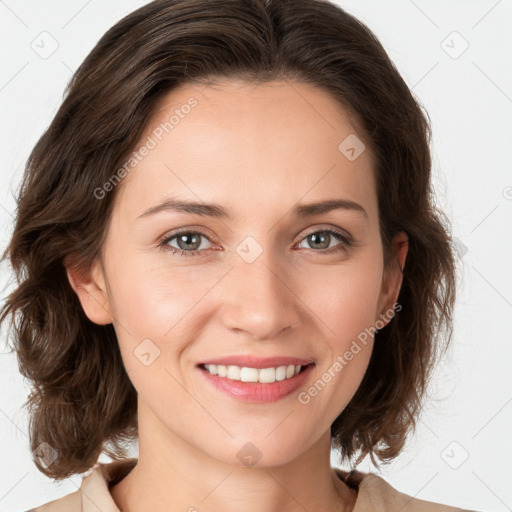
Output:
[178, 233, 201, 250]
[309, 232, 330, 249]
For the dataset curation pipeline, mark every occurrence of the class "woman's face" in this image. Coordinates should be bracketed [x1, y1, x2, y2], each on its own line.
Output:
[69, 79, 406, 467]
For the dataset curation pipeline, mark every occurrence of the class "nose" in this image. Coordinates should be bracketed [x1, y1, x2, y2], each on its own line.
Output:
[217, 251, 302, 341]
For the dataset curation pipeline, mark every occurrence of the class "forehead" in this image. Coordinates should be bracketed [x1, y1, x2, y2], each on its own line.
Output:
[114, 79, 377, 223]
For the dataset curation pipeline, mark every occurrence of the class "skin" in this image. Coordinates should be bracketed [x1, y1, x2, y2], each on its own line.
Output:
[66, 79, 408, 512]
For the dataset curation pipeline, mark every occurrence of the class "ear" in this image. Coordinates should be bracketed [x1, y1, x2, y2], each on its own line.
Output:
[376, 231, 408, 325]
[64, 253, 114, 325]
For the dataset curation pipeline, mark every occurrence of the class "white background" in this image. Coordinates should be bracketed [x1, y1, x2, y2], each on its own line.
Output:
[0, 1, 511, 511]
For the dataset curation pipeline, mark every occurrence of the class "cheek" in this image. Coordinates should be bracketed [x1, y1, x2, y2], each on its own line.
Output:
[302, 252, 383, 341]
[105, 253, 228, 382]
[106, 251, 218, 334]
[296, 252, 382, 406]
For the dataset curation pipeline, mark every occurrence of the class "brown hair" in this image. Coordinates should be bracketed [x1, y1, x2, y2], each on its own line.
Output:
[0, 0, 456, 479]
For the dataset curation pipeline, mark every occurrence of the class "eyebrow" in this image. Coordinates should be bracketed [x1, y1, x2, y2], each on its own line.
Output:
[137, 197, 368, 220]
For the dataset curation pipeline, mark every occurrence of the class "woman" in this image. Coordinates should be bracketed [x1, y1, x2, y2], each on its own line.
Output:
[1, 0, 478, 510]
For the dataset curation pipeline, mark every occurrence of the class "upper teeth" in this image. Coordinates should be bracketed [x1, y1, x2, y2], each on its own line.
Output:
[204, 364, 303, 383]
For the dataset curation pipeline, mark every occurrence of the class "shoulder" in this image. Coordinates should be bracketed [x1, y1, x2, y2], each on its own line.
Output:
[23, 489, 81, 512]
[23, 458, 137, 512]
[334, 467, 481, 512]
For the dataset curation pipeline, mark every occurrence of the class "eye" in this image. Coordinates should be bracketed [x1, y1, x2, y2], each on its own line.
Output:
[159, 227, 353, 258]
[296, 228, 352, 255]
[158, 229, 214, 257]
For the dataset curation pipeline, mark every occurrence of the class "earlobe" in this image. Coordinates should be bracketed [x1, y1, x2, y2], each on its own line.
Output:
[395, 234, 408, 274]
[376, 231, 408, 325]
[64, 254, 114, 325]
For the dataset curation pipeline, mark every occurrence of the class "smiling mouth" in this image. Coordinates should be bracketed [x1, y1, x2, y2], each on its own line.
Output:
[199, 363, 313, 384]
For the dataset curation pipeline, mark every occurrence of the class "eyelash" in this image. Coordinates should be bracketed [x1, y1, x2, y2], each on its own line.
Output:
[157, 227, 353, 258]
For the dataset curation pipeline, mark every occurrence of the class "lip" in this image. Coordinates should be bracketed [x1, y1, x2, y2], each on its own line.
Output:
[198, 355, 314, 369]
[197, 362, 315, 403]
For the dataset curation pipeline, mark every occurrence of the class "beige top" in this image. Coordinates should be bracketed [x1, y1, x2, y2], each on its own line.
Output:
[27, 458, 477, 512]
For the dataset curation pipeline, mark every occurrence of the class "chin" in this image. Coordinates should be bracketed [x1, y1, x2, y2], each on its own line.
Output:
[201, 435, 312, 469]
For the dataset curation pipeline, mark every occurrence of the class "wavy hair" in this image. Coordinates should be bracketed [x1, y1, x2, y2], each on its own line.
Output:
[0, 0, 456, 478]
